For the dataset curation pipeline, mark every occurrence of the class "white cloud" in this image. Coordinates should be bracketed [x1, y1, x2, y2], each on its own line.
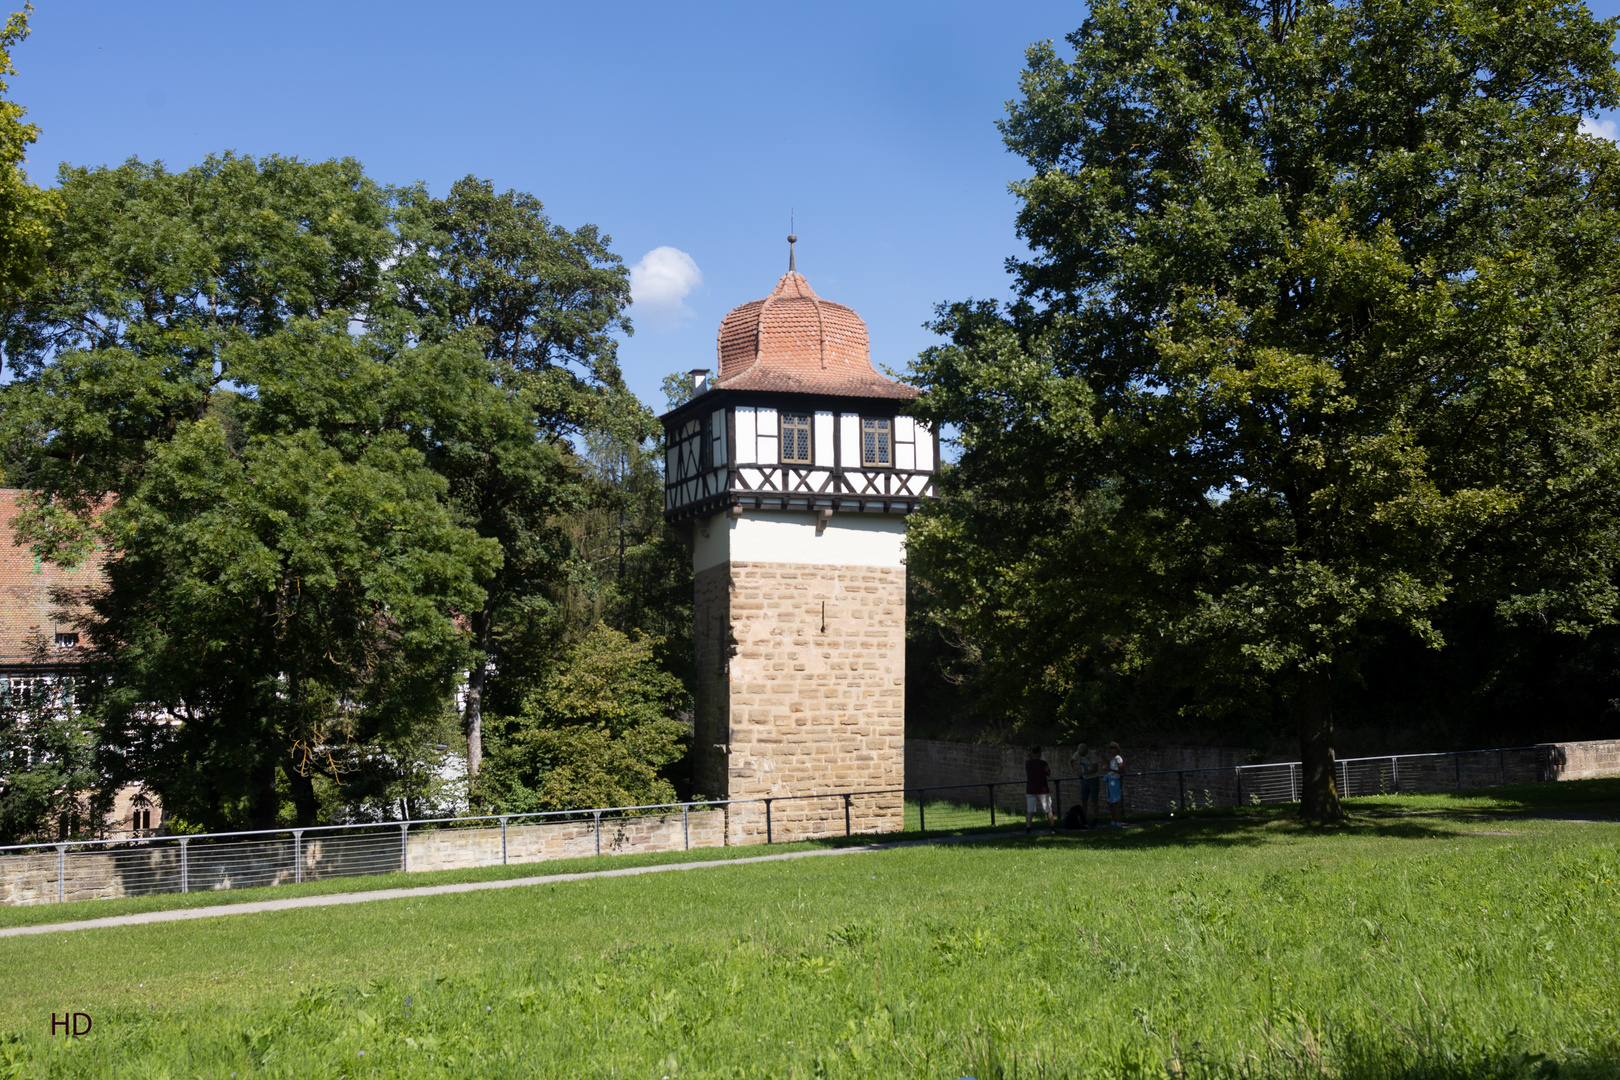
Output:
[630, 246, 703, 328]
[1580, 115, 1619, 142]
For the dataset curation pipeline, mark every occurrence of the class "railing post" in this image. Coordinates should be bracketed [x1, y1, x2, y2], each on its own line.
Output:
[1291, 763, 1299, 802]
[593, 811, 602, 856]
[1234, 767, 1243, 807]
[1053, 778, 1063, 822]
[843, 793, 852, 837]
[764, 799, 773, 845]
[500, 816, 508, 866]
[1499, 748, 1506, 785]
[682, 805, 690, 850]
[1391, 756, 1399, 793]
[1339, 759, 1349, 798]
[988, 785, 996, 827]
[179, 837, 189, 894]
[1178, 771, 1186, 810]
[56, 843, 65, 903]
[399, 822, 409, 873]
[1454, 752, 1462, 790]
[918, 790, 926, 834]
[293, 829, 304, 885]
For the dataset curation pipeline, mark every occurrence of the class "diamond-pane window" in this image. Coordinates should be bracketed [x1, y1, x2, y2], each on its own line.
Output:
[781, 413, 812, 463]
[862, 417, 891, 467]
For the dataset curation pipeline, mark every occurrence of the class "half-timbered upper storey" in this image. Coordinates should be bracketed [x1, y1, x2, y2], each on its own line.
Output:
[660, 260, 938, 526]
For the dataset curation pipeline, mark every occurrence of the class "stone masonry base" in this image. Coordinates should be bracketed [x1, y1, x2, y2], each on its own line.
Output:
[695, 559, 906, 840]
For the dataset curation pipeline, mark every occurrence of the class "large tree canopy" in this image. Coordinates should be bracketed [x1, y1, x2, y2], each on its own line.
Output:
[390, 176, 641, 785]
[908, 0, 1620, 818]
[0, 156, 503, 829]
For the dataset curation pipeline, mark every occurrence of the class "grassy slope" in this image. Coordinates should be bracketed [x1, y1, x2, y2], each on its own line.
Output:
[0, 785, 1616, 1079]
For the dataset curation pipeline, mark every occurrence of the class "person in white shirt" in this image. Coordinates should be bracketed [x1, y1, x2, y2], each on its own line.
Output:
[1105, 741, 1125, 828]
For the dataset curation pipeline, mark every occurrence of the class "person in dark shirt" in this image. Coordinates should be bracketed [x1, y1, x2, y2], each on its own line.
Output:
[1024, 746, 1054, 834]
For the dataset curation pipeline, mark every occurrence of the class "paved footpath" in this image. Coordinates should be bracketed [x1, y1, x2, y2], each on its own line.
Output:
[0, 830, 1041, 939]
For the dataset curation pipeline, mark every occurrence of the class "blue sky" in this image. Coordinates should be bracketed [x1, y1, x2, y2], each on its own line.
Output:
[8, 0, 1091, 414]
[11, 1, 1620, 417]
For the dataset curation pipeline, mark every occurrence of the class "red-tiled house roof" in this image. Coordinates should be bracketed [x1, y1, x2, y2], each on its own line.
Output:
[712, 271, 919, 400]
[0, 490, 105, 670]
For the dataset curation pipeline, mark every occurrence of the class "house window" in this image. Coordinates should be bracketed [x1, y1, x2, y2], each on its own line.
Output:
[862, 417, 892, 467]
[5, 678, 34, 707]
[55, 632, 79, 649]
[781, 412, 812, 464]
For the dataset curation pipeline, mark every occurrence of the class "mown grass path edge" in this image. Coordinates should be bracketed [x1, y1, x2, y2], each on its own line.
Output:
[0, 831, 1010, 939]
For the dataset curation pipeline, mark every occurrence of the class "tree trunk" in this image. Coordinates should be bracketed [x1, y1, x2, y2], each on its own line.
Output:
[286, 758, 318, 827]
[1297, 666, 1345, 822]
[464, 599, 495, 782]
[253, 749, 280, 831]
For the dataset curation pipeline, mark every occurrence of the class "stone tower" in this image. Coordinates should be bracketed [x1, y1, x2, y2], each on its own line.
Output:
[661, 240, 937, 842]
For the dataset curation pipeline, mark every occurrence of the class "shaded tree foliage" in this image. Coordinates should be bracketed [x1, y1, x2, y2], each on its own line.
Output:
[478, 625, 688, 812]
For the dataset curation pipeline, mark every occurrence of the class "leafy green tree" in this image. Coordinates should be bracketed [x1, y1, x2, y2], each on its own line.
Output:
[0, 156, 504, 830]
[391, 177, 639, 783]
[909, 0, 1620, 819]
[479, 625, 687, 811]
[0, 6, 59, 307]
[661, 369, 707, 411]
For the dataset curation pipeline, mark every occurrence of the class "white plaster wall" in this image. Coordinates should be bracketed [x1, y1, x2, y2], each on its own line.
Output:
[814, 411, 834, 466]
[692, 510, 906, 572]
[735, 407, 757, 465]
[895, 415, 917, 471]
[756, 407, 778, 465]
[916, 421, 935, 471]
[840, 412, 861, 466]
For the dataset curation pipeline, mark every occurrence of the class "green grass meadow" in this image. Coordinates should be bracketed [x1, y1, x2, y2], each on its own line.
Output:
[1, 783, 1617, 1079]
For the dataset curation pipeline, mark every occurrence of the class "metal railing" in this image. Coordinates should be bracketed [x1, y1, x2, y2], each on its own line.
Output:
[0, 744, 1557, 907]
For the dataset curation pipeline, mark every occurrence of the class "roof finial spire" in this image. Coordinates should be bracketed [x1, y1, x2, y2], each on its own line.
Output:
[788, 210, 796, 273]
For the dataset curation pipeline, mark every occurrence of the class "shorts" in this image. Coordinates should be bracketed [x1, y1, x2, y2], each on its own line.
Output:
[1105, 777, 1123, 804]
[1026, 793, 1052, 814]
[1080, 777, 1101, 801]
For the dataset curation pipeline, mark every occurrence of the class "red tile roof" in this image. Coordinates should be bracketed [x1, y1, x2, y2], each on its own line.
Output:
[0, 490, 105, 668]
[713, 272, 919, 400]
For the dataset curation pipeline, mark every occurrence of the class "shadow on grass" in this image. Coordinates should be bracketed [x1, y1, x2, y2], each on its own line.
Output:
[922, 776, 1620, 854]
[941, 813, 1486, 853]
[1427, 775, 1620, 814]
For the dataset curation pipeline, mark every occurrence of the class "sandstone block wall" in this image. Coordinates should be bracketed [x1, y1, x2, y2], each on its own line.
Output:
[695, 560, 907, 841]
[405, 810, 726, 873]
[1545, 739, 1620, 781]
[0, 809, 729, 907]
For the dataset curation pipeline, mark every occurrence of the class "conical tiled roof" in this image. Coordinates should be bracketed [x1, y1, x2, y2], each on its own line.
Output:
[712, 272, 918, 400]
